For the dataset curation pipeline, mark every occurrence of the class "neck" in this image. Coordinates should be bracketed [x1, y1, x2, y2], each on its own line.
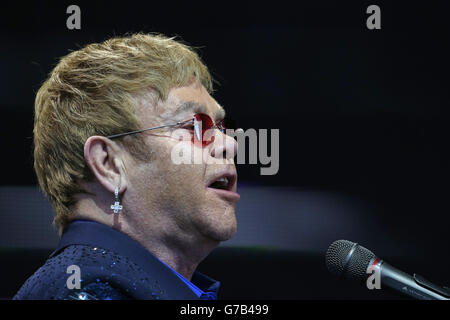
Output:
[71, 195, 218, 281]
[126, 216, 219, 280]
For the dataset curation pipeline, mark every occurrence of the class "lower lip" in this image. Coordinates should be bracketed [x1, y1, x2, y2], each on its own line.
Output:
[207, 187, 240, 202]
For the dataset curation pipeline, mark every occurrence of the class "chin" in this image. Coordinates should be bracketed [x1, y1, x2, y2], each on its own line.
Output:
[200, 216, 237, 243]
[215, 225, 237, 242]
[209, 217, 237, 242]
[196, 202, 238, 242]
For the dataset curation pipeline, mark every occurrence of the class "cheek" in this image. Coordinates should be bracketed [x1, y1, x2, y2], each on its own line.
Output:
[156, 157, 206, 203]
[159, 141, 207, 190]
[170, 165, 206, 201]
[137, 139, 208, 209]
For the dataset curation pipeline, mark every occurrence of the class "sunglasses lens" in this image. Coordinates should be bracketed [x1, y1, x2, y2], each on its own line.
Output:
[193, 114, 218, 146]
[195, 113, 214, 130]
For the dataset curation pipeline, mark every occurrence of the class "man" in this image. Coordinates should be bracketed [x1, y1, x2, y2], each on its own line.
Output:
[14, 33, 240, 300]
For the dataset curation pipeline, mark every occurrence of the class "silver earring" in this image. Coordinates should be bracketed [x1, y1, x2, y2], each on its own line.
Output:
[110, 186, 123, 214]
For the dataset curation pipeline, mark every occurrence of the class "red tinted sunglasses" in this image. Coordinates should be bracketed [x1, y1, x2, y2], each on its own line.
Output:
[106, 113, 226, 146]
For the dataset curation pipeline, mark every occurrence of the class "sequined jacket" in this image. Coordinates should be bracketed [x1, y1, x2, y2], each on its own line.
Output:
[13, 220, 220, 300]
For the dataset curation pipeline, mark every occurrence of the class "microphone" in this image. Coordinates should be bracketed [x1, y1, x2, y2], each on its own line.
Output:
[325, 240, 450, 300]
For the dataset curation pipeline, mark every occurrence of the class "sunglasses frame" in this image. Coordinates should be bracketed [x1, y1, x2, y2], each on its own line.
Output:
[106, 113, 225, 145]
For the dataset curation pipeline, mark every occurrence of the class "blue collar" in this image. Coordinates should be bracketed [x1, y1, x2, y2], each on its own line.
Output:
[51, 219, 220, 299]
[157, 258, 217, 299]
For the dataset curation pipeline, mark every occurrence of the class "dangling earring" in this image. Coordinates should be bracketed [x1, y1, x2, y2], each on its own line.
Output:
[110, 186, 123, 214]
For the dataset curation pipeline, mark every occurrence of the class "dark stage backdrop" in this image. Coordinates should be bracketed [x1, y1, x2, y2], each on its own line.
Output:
[1, 1, 449, 299]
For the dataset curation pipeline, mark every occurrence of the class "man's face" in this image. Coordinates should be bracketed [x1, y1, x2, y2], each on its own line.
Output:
[124, 80, 239, 246]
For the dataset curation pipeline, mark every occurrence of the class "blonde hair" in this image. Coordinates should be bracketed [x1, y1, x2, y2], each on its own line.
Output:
[33, 33, 213, 233]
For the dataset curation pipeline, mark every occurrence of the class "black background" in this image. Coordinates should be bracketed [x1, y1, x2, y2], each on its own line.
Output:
[1, 0, 449, 299]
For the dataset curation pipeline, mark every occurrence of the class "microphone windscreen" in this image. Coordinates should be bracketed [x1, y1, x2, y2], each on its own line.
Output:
[326, 240, 376, 282]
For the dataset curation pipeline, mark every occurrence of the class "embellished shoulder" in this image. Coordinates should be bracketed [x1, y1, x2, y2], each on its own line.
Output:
[65, 281, 128, 300]
[14, 244, 165, 300]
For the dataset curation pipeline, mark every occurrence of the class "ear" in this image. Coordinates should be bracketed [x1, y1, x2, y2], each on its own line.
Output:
[83, 136, 127, 194]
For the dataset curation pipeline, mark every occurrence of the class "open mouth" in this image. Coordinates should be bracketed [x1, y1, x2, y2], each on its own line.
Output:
[207, 171, 236, 192]
[208, 177, 231, 190]
[206, 171, 240, 202]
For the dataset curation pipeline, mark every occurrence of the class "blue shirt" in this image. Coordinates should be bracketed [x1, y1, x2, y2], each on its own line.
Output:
[14, 219, 220, 300]
[157, 258, 217, 299]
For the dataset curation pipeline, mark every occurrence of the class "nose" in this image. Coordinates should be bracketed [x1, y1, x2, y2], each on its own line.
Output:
[210, 130, 238, 160]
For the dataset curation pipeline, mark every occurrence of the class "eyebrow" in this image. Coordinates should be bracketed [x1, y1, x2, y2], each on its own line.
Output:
[176, 101, 226, 120]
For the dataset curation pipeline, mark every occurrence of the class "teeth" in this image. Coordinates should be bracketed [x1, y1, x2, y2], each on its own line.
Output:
[209, 177, 229, 189]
